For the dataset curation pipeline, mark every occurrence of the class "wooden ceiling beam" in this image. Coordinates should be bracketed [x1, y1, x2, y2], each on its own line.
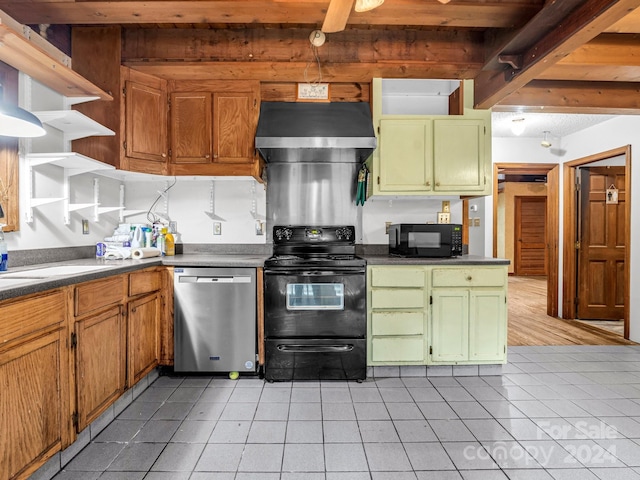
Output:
[124, 60, 481, 82]
[474, 0, 640, 109]
[0, 0, 540, 29]
[120, 27, 485, 65]
[495, 80, 640, 114]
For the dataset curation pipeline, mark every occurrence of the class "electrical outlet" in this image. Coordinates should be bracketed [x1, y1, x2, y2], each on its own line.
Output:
[82, 219, 89, 235]
[213, 222, 222, 235]
[385, 222, 392, 234]
[437, 212, 451, 224]
[255, 220, 264, 235]
[169, 221, 177, 233]
[441, 201, 451, 213]
[474, 218, 481, 227]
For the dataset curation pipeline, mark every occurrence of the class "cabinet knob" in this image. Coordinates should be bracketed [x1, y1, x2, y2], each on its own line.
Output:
[426, 181, 431, 187]
[205, 154, 210, 159]
[466, 276, 472, 281]
[161, 153, 167, 158]
[436, 182, 440, 187]
[213, 153, 218, 159]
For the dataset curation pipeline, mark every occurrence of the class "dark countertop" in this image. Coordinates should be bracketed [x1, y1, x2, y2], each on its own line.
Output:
[0, 252, 505, 302]
[363, 254, 510, 266]
[0, 254, 269, 302]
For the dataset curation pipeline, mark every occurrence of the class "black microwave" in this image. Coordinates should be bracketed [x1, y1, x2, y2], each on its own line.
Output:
[389, 224, 463, 257]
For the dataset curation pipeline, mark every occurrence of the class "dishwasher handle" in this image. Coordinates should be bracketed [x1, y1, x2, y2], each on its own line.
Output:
[178, 275, 252, 283]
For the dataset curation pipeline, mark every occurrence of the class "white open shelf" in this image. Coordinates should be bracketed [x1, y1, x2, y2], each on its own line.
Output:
[26, 152, 115, 175]
[33, 110, 115, 141]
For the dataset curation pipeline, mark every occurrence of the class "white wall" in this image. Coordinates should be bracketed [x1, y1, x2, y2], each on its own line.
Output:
[489, 116, 640, 342]
[361, 196, 462, 244]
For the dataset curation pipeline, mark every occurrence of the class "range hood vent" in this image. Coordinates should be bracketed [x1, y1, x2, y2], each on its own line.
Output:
[255, 102, 377, 163]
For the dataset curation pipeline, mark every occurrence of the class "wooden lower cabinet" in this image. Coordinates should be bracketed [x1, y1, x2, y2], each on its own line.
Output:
[128, 292, 161, 387]
[0, 290, 70, 480]
[367, 264, 508, 366]
[75, 305, 127, 432]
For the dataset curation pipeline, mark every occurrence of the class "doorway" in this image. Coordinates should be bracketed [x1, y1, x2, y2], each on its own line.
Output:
[493, 163, 559, 317]
[514, 196, 547, 276]
[563, 146, 631, 338]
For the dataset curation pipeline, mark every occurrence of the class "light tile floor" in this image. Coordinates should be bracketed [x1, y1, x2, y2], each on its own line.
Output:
[50, 345, 640, 480]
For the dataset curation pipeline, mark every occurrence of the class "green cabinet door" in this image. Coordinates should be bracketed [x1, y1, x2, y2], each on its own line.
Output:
[431, 289, 469, 362]
[469, 289, 507, 362]
[433, 119, 485, 192]
[379, 119, 432, 192]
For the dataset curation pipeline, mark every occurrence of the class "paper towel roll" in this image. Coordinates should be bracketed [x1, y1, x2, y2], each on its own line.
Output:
[132, 247, 161, 259]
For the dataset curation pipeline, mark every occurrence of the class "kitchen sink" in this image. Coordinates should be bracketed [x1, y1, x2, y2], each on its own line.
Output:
[0, 277, 40, 287]
[0, 265, 115, 279]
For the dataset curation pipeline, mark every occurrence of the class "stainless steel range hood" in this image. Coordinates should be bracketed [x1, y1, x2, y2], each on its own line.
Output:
[255, 102, 377, 163]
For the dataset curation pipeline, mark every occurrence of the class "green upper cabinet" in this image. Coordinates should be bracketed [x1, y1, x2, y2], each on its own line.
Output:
[379, 119, 433, 192]
[433, 119, 486, 192]
[369, 78, 491, 197]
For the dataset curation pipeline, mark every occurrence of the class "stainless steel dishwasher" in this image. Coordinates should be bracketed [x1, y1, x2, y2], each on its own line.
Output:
[174, 267, 257, 373]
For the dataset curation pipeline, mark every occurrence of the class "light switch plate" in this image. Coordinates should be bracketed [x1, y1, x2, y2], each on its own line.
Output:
[437, 212, 451, 224]
[82, 219, 89, 235]
[213, 222, 222, 235]
[474, 218, 481, 227]
[441, 201, 451, 213]
[385, 222, 392, 234]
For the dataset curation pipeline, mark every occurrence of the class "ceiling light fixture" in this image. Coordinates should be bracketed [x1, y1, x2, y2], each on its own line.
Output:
[541, 131, 552, 148]
[354, 0, 384, 12]
[510, 117, 526, 136]
[0, 102, 46, 138]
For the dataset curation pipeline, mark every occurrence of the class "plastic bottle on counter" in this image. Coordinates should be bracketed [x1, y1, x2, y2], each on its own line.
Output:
[0, 227, 8, 271]
[157, 229, 166, 255]
[164, 228, 175, 256]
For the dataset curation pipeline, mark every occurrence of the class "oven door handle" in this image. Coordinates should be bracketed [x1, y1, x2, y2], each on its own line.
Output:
[265, 270, 364, 276]
[277, 344, 354, 353]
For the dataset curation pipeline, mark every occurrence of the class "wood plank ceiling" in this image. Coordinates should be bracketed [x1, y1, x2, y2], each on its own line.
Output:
[1, 0, 639, 113]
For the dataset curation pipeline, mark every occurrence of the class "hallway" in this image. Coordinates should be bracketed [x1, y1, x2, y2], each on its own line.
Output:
[508, 276, 633, 347]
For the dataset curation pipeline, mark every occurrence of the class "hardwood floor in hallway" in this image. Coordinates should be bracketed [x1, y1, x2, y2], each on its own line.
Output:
[507, 275, 634, 346]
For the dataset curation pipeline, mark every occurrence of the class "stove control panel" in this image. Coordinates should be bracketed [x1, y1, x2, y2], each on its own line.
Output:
[273, 226, 356, 244]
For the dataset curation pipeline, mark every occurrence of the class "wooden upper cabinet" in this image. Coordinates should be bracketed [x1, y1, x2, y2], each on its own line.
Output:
[171, 92, 213, 164]
[123, 70, 169, 174]
[168, 80, 261, 176]
[213, 92, 254, 164]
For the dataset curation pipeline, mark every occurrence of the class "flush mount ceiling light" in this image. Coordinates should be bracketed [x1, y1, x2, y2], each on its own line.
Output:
[0, 102, 46, 138]
[541, 131, 552, 148]
[510, 117, 526, 136]
[354, 0, 384, 12]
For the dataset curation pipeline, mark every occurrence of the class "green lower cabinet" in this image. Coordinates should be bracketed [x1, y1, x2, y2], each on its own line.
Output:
[431, 287, 507, 364]
[431, 289, 469, 362]
[367, 264, 507, 367]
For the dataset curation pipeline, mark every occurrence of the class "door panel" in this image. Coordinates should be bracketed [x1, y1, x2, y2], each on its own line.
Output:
[577, 167, 625, 320]
[514, 196, 547, 276]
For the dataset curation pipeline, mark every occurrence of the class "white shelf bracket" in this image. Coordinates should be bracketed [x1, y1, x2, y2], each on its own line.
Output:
[119, 184, 125, 223]
[63, 170, 71, 225]
[205, 180, 225, 221]
[93, 177, 100, 222]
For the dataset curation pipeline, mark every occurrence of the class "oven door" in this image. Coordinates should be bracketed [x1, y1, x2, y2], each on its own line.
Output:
[264, 269, 366, 338]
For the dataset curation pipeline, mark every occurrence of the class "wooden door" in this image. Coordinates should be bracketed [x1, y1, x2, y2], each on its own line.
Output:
[379, 119, 432, 192]
[213, 92, 254, 163]
[514, 196, 547, 276]
[433, 119, 485, 192]
[128, 293, 160, 388]
[170, 92, 213, 164]
[577, 166, 626, 320]
[125, 75, 168, 172]
[75, 306, 126, 432]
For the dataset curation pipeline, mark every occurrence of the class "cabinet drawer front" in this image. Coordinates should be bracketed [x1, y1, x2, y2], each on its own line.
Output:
[371, 337, 424, 362]
[371, 289, 425, 310]
[371, 267, 425, 288]
[432, 268, 505, 287]
[372, 312, 424, 336]
[0, 290, 66, 345]
[129, 269, 162, 297]
[75, 276, 125, 317]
